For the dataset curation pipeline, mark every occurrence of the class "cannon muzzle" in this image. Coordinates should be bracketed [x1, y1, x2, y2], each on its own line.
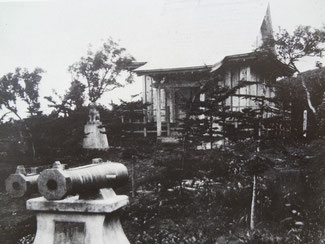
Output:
[5, 166, 39, 198]
[37, 161, 128, 200]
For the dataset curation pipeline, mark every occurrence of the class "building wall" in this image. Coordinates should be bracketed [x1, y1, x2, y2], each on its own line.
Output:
[142, 64, 275, 125]
[224, 65, 274, 112]
[143, 75, 166, 123]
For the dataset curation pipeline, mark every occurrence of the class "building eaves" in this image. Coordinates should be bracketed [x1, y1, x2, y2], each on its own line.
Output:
[134, 64, 213, 76]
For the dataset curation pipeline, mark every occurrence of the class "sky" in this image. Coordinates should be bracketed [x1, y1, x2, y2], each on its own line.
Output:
[0, 0, 325, 116]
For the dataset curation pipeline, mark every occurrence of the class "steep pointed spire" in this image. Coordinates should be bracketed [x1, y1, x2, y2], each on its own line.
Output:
[259, 3, 275, 52]
[260, 3, 274, 43]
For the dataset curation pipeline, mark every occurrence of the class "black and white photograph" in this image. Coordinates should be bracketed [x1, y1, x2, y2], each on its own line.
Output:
[0, 0, 325, 243]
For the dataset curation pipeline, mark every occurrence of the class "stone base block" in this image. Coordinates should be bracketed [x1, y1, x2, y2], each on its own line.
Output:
[83, 123, 109, 150]
[27, 194, 129, 244]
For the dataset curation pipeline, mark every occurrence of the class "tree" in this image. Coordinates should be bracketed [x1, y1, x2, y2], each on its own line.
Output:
[0, 67, 44, 161]
[45, 80, 86, 117]
[69, 38, 135, 104]
[181, 75, 245, 149]
[0, 68, 44, 120]
[258, 25, 325, 138]
[271, 25, 325, 115]
[273, 68, 325, 138]
[20, 68, 44, 116]
[106, 100, 152, 197]
[0, 69, 22, 120]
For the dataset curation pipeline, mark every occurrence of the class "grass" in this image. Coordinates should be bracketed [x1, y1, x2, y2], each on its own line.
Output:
[0, 140, 325, 243]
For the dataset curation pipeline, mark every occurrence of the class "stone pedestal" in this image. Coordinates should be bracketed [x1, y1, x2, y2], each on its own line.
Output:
[82, 106, 109, 150]
[83, 123, 109, 149]
[27, 190, 130, 244]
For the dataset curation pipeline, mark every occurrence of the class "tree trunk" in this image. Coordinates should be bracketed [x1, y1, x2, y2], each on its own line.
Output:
[301, 76, 316, 114]
[131, 157, 136, 197]
[30, 140, 36, 162]
[250, 175, 257, 231]
[210, 116, 213, 149]
[257, 121, 261, 153]
[24, 124, 36, 162]
[291, 64, 316, 115]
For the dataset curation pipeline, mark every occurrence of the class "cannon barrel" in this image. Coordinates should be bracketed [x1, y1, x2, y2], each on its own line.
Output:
[37, 161, 128, 200]
[5, 166, 39, 198]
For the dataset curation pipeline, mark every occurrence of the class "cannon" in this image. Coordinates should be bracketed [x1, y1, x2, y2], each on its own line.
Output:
[37, 161, 128, 200]
[5, 165, 39, 198]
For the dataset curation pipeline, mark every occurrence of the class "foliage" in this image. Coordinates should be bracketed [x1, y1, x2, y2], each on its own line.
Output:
[0, 112, 86, 165]
[0, 69, 22, 120]
[273, 67, 325, 139]
[258, 24, 325, 139]
[274, 25, 325, 71]
[0, 68, 44, 120]
[152, 138, 325, 243]
[0, 68, 44, 161]
[44, 80, 86, 117]
[69, 38, 135, 104]
[180, 74, 245, 149]
[1, 126, 325, 243]
[19, 68, 44, 116]
[25, 112, 86, 162]
[262, 25, 325, 118]
[104, 100, 153, 152]
[123, 178, 252, 244]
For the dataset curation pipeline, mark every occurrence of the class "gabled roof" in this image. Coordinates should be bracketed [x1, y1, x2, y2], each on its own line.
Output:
[211, 52, 258, 72]
[127, 62, 147, 71]
[135, 51, 294, 78]
[212, 52, 294, 77]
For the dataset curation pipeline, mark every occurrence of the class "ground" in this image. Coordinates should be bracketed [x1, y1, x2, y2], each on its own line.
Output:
[0, 141, 324, 244]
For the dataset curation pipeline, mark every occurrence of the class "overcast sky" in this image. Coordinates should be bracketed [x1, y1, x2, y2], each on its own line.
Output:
[0, 0, 325, 115]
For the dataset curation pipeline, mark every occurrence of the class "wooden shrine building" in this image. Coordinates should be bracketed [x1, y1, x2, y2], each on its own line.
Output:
[134, 4, 294, 138]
